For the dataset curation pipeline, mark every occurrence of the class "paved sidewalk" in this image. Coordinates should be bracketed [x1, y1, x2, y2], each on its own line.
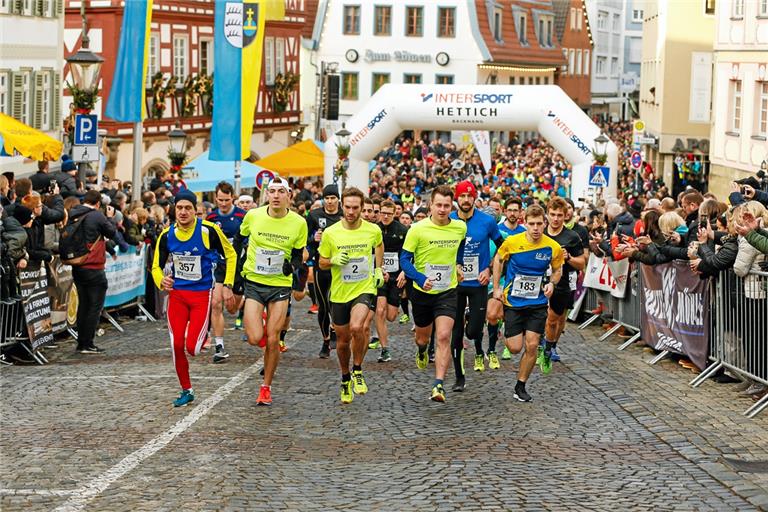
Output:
[0, 304, 766, 511]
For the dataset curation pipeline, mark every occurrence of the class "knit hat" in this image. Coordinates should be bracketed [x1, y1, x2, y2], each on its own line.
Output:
[62, 159, 77, 172]
[455, 180, 478, 199]
[174, 189, 197, 207]
[21, 194, 41, 209]
[12, 204, 34, 225]
[322, 184, 339, 198]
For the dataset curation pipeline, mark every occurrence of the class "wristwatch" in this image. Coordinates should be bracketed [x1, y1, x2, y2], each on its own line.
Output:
[223, 284, 233, 289]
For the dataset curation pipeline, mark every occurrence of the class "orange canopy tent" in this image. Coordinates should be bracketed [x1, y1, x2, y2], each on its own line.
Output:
[253, 139, 324, 177]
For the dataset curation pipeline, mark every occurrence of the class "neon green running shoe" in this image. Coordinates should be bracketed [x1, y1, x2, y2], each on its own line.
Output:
[488, 352, 500, 370]
[398, 314, 410, 325]
[415, 349, 428, 370]
[430, 384, 446, 402]
[473, 354, 485, 372]
[536, 345, 544, 367]
[368, 337, 380, 350]
[352, 370, 368, 395]
[340, 380, 354, 404]
[539, 346, 553, 375]
[501, 346, 512, 360]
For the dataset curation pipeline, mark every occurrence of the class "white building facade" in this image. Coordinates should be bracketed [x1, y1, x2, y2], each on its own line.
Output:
[708, 0, 768, 199]
[586, 0, 624, 119]
[0, 0, 65, 174]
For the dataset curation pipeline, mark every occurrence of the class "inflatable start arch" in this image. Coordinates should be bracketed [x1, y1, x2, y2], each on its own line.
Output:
[324, 84, 618, 202]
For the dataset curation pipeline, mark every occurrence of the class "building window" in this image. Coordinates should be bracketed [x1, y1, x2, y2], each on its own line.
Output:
[568, 49, 575, 74]
[730, 80, 742, 132]
[732, 0, 744, 18]
[0, 0, 10, 14]
[575, 49, 582, 75]
[374, 5, 391, 35]
[0, 71, 8, 114]
[436, 74, 454, 84]
[597, 11, 607, 30]
[576, 8, 582, 29]
[756, 82, 767, 136]
[343, 5, 360, 34]
[406, 6, 423, 37]
[404, 73, 422, 84]
[612, 13, 621, 31]
[629, 37, 642, 63]
[760, 0, 768, 16]
[583, 49, 590, 75]
[610, 57, 618, 77]
[341, 72, 358, 100]
[547, 19, 553, 46]
[40, 71, 51, 131]
[372, 72, 390, 94]
[199, 39, 213, 75]
[543, 76, 549, 84]
[535, 77, 540, 85]
[596, 56, 606, 76]
[275, 37, 286, 76]
[21, 71, 31, 125]
[264, 37, 275, 85]
[173, 35, 188, 79]
[632, 9, 644, 22]
[438, 7, 455, 37]
[493, 7, 502, 41]
[705, 0, 716, 15]
[145, 34, 159, 86]
[569, 7, 576, 29]
[562, 48, 568, 75]
[22, 0, 32, 15]
[517, 14, 528, 44]
[528, 77, 534, 85]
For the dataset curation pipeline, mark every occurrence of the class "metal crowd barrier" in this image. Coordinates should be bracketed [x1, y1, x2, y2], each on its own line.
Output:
[0, 298, 26, 349]
[690, 269, 768, 419]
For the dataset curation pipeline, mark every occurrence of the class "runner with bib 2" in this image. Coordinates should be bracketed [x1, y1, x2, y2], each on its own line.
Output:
[492, 204, 564, 403]
[449, 181, 503, 391]
[401, 185, 466, 403]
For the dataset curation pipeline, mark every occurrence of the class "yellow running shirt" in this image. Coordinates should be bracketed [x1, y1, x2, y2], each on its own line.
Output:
[240, 205, 308, 287]
[318, 219, 383, 303]
[402, 217, 467, 294]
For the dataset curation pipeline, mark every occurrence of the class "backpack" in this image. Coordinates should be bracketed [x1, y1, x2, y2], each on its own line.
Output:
[59, 210, 98, 266]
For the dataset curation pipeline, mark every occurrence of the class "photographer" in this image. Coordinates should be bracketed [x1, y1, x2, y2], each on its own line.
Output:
[729, 177, 768, 208]
[29, 161, 54, 193]
[20, 193, 53, 265]
[50, 157, 79, 198]
[5, 178, 65, 226]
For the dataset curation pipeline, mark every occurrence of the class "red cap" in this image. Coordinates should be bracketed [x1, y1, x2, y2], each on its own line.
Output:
[455, 180, 477, 199]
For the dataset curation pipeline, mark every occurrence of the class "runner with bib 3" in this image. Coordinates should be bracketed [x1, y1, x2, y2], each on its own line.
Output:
[492, 204, 564, 403]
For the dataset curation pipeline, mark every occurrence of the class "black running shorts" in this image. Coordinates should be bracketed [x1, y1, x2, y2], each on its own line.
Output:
[504, 305, 548, 337]
[409, 284, 458, 328]
[331, 293, 375, 326]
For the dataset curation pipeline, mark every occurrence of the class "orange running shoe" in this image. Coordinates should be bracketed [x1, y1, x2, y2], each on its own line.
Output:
[308, 304, 319, 314]
[279, 340, 288, 353]
[256, 385, 272, 406]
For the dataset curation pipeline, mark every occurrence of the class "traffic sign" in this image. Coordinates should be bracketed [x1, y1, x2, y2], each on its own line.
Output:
[72, 145, 99, 163]
[630, 151, 642, 169]
[638, 136, 656, 145]
[74, 114, 98, 145]
[589, 166, 610, 187]
[633, 120, 645, 133]
[255, 169, 275, 190]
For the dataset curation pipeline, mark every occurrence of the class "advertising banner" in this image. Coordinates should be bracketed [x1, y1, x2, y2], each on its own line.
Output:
[46, 256, 74, 333]
[583, 253, 630, 299]
[18, 262, 54, 350]
[104, 246, 147, 308]
[640, 261, 710, 370]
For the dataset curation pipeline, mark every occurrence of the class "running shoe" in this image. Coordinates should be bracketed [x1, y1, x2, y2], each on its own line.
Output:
[550, 346, 560, 362]
[78, 345, 105, 354]
[488, 352, 500, 370]
[474, 354, 485, 372]
[234, 317, 243, 330]
[213, 345, 229, 363]
[535, 345, 544, 367]
[501, 346, 513, 360]
[378, 348, 391, 362]
[308, 304, 319, 314]
[340, 380, 354, 404]
[415, 349, 429, 369]
[279, 340, 288, 353]
[173, 389, 195, 407]
[539, 346, 553, 375]
[513, 386, 532, 402]
[352, 370, 368, 395]
[452, 375, 466, 392]
[430, 384, 446, 402]
[368, 337, 381, 350]
[398, 314, 410, 324]
[256, 385, 272, 406]
[319, 343, 331, 359]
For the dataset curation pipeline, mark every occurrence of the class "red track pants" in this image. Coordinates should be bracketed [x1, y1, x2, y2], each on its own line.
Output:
[167, 289, 212, 390]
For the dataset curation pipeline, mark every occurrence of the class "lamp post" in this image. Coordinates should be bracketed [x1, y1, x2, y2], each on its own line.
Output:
[335, 123, 351, 191]
[593, 132, 609, 160]
[167, 126, 188, 173]
[66, 2, 103, 189]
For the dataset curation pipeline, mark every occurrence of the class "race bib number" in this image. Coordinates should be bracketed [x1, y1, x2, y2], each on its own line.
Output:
[173, 254, 202, 281]
[255, 248, 284, 275]
[341, 256, 369, 282]
[511, 274, 542, 299]
[462, 255, 479, 281]
[568, 271, 578, 291]
[425, 263, 452, 291]
[383, 252, 399, 273]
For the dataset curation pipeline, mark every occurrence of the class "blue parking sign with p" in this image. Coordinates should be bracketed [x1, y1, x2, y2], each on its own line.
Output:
[74, 114, 98, 145]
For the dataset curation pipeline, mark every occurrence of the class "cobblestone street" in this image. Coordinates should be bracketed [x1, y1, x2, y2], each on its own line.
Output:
[1, 302, 766, 511]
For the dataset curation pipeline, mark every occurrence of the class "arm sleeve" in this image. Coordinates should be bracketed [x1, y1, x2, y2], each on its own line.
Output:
[400, 249, 427, 288]
[698, 240, 737, 272]
[754, 189, 768, 207]
[733, 237, 758, 277]
[290, 248, 303, 268]
[746, 230, 768, 254]
[40, 195, 65, 224]
[729, 191, 746, 206]
[209, 223, 237, 286]
[151, 229, 169, 289]
[456, 239, 466, 265]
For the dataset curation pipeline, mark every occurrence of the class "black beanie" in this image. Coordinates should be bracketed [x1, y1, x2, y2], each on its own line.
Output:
[322, 184, 339, 198]
[174, 190, 197, 207]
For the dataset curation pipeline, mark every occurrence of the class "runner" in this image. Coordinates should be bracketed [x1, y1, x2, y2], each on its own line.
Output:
[493, 204, 563, 402]
[361, 197, 378, 353]
[206, 181, 246, 363]
[401, 185, 466, 402]
[237, 178, 307, 405]
[152, 190, 237, 407]
[307, 185, 342, 358]
[318, 187, 384, 404]
[541, 197, 586, 369]
[497, 197, 526, 361]
[449, 181, 503, 391]
[371, 199, 408, 362]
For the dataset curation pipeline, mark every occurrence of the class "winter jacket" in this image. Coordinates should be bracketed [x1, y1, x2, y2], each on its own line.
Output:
[729, 189, 768, 208]
[733, 235, 766, 299]
[746, 228, 768, 255]
[629, 234, 667, 265]
[126, 220, 146, 246]
[1, 216, 28, 262]
[657, 238, 689, 261]
[50, 171, 78, 198]
[67, 204, 117, 270]
[24, 218, 52, 264]
[29, 171, 54, 192]
[696, 235, 738, 278]
[4, 194, 65, 225]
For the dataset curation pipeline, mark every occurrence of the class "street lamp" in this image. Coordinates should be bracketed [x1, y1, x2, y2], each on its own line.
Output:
[167, 126, 188, 170]
[335, 123, 351, 190]
[592, 132, 609, 166]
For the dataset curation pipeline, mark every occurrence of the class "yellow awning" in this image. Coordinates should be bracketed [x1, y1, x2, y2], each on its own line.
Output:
[0, 113, 63, 161]
[253, 139, 324, 177]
